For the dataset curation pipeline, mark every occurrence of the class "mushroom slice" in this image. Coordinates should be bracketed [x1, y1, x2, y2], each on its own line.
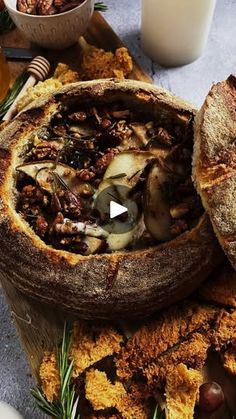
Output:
[130, 123, 149, 147]
[83, 237, 104, 255]
[16, 161, 85, 195]
[96, 151, 154, 223]
[101, 151, 155, 191]
[106, 220, 145, 251]
[144, 163, 171, 242]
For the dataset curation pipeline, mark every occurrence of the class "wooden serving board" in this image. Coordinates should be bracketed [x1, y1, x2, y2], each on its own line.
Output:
[0, 11, 152, 84]
[0, 12, 151, 379]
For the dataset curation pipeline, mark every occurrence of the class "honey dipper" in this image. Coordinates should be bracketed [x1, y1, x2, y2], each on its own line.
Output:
[3, 55, 50, 121]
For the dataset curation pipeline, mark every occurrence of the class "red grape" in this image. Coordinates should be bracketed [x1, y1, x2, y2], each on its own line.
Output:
[199, 382, 224, 413]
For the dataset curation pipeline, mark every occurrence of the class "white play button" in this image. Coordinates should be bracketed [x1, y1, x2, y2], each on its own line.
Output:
[110, 200, 128, 219]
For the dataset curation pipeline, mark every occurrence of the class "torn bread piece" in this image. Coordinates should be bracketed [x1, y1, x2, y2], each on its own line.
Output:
[165, 363, 203, 419]
[116, 302, 218, 380]
[39, 351, 60, 402]
[69, 321, 123, 377]
[144, 332, 210, 388]
[85, 369, 147, 419]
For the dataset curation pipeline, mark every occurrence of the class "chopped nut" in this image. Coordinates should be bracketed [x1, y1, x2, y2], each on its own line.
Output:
[35, 215, 48, 237]
[69, 111, 87, 122]
[77, 168, 96, 182]
[170, 219, 188, 237]
[170, 203, 189, 219]
[156, 127, 174, 146]
[58, 190, 82, 218]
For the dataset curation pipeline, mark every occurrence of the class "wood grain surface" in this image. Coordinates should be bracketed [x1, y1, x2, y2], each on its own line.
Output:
[0, 11, 151, 378]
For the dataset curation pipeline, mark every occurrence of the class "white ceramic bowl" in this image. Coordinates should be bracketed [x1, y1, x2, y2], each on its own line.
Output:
[4, 0, 94, 49]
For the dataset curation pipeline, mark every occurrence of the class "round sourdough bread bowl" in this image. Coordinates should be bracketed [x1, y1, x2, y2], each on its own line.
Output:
[193, 74, 236, 270]
[0, 79, 222, 319]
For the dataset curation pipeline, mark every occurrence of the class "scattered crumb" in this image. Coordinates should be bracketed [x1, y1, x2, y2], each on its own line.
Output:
[53, 62, 79, 84]
[39, 351, 60, 402]
[85, 369, 147, 419]
[16, 63, 79, 112]
[165, 363, 203, 419]
[69, 321, 123, 377]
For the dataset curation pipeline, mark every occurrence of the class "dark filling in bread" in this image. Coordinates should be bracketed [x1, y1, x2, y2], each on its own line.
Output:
[15, 101, 203, 255]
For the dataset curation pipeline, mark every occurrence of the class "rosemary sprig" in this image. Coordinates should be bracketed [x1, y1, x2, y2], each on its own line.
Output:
[94, 2, 108, 11]
[32, 323, 80, 419]
[0, 71, 28, 120]
[153, 404, 165, 419]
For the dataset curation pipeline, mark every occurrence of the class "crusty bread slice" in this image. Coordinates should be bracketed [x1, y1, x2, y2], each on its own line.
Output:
[193, 75, 236, 268]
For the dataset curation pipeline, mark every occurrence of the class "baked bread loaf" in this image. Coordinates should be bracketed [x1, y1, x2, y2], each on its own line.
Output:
[193, 75, 236, 269]
[0, 80, 221, 319]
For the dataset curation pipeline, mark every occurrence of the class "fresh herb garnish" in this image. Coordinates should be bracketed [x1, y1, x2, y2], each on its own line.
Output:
[0, 71, 28, 120]
[94, 2, 108, 11]
[32, 323, 80, 419]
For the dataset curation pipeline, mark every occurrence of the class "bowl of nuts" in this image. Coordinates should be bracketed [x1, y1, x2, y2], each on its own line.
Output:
[4, 0, 94, 49]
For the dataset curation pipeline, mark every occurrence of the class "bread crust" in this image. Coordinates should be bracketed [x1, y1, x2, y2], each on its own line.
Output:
[0, 79, 222, 319]
[193, 75, 236, 269]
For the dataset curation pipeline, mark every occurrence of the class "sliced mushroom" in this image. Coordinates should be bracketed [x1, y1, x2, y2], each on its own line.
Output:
[83, 237, 104, 255]
[16, 161, 88, 195]
[106, 219, 145, 251]
[130, 123, 149, 147]
[103, 151, 155, 187]
[144, 163, 171, 242]
[96, 151, 155, 217]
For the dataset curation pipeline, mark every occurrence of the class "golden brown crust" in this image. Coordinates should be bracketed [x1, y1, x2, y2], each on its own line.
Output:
[193, 75, 236, 268]
[0, 79, 222, 319]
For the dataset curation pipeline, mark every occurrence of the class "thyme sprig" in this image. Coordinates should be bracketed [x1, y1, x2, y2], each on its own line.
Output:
[32, 323, 80, 419]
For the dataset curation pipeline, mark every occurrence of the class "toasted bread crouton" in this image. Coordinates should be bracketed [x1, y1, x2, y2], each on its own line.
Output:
[80, 39, 133, 80]
[165, 364, 203, 419]
[222, 348, 236, 375]
[116, 303, 218, 380]
[39, 351, 60, 402]
[69, 321, 123, 377]
[85, 369, 147, 419]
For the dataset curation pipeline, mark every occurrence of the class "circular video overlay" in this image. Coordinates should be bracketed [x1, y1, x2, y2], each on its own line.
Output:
[94, 184, 139, 234]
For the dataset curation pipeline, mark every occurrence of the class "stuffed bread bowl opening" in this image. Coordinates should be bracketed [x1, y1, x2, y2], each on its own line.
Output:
[12, 81, 204, 257]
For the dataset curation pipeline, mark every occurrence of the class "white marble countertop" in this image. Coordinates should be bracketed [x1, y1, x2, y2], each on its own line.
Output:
[0, 0, 236, 417]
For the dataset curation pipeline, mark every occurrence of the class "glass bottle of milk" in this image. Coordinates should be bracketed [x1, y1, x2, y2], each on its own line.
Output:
[141, 0, 216, 66]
